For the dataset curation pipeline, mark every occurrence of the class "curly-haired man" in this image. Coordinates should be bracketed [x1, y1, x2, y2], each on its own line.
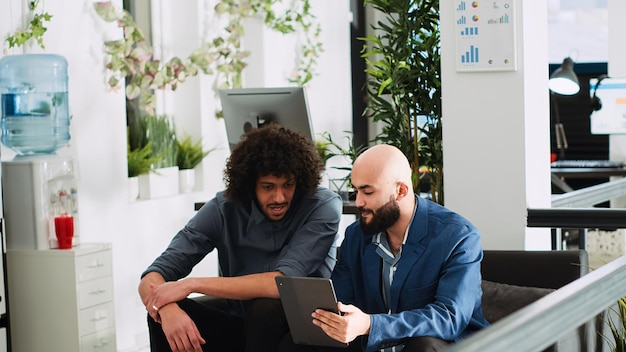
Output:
[140, 124, 343, 352]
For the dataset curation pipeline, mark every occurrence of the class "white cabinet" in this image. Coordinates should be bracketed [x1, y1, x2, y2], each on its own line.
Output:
[6, 243, 116, 352]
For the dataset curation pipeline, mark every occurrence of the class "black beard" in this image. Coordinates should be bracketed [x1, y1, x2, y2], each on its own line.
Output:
[359, 196, 401, 235]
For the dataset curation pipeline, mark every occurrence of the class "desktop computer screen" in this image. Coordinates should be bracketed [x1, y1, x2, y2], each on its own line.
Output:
[589, 76, 626, 135]
[219, 87, 314, 151]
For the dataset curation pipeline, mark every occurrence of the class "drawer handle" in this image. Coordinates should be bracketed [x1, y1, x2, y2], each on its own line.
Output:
[86, 262, 105, 269]
[88, 288, 107, 296]
[90, 316, 108, 322]
[93, 340, 109, 349]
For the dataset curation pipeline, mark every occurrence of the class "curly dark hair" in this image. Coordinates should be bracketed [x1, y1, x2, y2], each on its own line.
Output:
[223, 124, 323, 205]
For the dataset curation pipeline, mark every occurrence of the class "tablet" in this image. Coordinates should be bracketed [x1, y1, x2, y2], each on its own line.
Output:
[276, 276, 349, 348]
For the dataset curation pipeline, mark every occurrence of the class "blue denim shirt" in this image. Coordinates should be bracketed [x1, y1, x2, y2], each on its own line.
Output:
[143, 187, 342, 292]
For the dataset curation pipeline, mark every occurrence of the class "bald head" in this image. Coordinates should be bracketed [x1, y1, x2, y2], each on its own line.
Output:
[351, 144, 415, 235]
[352, 144, 413, 189]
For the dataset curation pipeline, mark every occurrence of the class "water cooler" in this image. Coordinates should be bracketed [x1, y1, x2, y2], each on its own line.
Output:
[2, 155, 79, 249]
[0, 55, 118, 352]
[0, 53, 76, 352]
[0, 53, 78, 250]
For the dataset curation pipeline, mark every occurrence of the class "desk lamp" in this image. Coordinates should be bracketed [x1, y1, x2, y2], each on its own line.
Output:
[549, 57, 580, 95]
[549, 57, 580, 160]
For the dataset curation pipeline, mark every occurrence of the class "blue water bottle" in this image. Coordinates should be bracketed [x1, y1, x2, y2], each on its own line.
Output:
[0, 54, 71, 155]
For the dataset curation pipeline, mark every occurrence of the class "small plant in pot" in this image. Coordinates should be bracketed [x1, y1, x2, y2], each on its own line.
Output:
[127, 140, 161, 201]
[176, 133, 216, 193]
[127, 141, 160, 178]
[129, 114, 179, 199]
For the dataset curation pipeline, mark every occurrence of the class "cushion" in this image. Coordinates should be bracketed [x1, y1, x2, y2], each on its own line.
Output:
[481, 280, 555, 323]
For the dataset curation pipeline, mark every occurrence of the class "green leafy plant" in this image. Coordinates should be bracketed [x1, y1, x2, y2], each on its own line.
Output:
[360, 0, 442, 204]
[176, 134, 216, 170]
[127, 141, 160, 177]
[129, 114, 177, 170]
[316, 140, 332, 167]
[93, 1, 322, 117]
[320, 131, 367, 184]
[5, 0, 52, 49]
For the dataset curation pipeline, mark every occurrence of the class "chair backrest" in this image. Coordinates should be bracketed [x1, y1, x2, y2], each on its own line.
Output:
[481, 250, 588, 289]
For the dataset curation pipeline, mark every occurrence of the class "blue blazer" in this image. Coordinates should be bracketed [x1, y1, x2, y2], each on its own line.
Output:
[332, 196, 489, 351]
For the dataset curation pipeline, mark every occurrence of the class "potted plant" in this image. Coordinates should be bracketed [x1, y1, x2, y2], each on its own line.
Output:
[176, 133, 216, 193]
[360, 0, 443, 204]
[129, 114, 179, 199]
[126, 140, 160, 201]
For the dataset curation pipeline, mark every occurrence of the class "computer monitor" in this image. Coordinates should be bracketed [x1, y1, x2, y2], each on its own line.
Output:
[589, 76, 626, 135]
[219, 87, 314, 151]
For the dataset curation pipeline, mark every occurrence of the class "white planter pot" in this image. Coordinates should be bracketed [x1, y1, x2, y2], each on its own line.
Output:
[138, 166, 180, 199]
[128, 176, 139, 202]
[179, 169, 195, 193]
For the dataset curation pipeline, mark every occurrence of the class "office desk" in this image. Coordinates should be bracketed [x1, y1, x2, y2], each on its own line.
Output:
[195, 201, 360, 215]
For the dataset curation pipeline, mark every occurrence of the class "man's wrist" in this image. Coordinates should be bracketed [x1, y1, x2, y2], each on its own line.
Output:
[157, 302, 178, 317]
[182, 277, 196, 296]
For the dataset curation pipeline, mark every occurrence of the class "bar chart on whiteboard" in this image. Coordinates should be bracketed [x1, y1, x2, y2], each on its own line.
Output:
[455, 0, 517, 72]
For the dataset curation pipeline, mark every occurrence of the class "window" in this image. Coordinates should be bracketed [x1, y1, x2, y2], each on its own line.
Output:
[548, 0, 608, 64]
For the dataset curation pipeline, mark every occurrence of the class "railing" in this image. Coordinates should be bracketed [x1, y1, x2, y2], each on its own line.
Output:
[446, 177, 626, 351]
[444, 255, 626, 352]
[550, 176, 626, 208]
[534, 177, 626, 249]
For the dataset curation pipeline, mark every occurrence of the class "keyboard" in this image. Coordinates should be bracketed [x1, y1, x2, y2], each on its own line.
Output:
[551, 159, 626, 168]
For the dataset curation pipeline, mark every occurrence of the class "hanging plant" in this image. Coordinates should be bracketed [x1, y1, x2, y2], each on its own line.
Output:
[93, 0, 322, 117]
[5, 0, 53, 49]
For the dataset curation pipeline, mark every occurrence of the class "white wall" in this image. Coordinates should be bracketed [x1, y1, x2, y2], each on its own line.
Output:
[0, 1, 352, 351]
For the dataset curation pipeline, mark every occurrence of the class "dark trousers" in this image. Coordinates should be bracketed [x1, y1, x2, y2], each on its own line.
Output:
[278, 335, 450, 352]
[148, 296, 290, 352]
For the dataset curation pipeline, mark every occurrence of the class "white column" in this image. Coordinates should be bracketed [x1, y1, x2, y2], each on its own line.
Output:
[441, 1, 552, 250]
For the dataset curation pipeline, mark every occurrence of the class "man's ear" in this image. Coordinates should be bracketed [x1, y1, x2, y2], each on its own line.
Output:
[396, 182, 409, 200]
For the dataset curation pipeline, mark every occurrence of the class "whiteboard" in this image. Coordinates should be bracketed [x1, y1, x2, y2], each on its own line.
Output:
[454, 0, 517, 72]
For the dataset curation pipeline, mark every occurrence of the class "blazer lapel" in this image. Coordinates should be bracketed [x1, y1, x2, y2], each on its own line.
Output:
[363, 241, 387, 311]
[388, 196, 429, 312]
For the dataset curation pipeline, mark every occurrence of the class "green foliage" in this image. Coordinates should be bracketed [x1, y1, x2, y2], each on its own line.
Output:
[316, 140, 332, 167]
[93, 1, 322, 117]
[360, 0, 443, 204]
[129, 115, 177, 169]
[176, 134, 216, 170]
[5, 0, 52, 49]
[319, 131, 367, 184]
[127, 141, 160, 177]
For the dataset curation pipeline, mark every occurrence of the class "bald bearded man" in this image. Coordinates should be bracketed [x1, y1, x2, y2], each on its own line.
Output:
[280, 144, 489, 352]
